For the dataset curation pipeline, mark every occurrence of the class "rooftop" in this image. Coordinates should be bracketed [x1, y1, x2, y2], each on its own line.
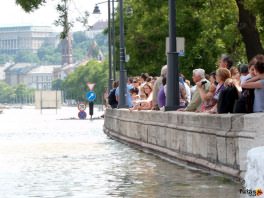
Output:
[0, 26, 54, 33]
[4, 63, 37, 75]
[29, 65, 61, 74]
[91, 21, 107, 31]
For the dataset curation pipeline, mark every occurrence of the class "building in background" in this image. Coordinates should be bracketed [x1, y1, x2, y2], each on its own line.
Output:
[4, 63, 37, 86]
[86, 21, 107, 39]
[0, 26, 57, 55]
[0, 62, 13, 81]
[53, 60, 88, 81]
[4, 63, 61, 90]
[27, 65, 61, 90]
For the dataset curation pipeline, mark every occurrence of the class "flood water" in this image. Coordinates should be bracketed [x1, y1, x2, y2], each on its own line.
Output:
[0, 107, 242, 198]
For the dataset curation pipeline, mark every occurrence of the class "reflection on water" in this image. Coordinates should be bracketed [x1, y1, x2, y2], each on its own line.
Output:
[0, 107, 241, 198]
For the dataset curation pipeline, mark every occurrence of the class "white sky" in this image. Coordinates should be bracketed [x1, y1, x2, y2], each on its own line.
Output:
[0, 0, 109, 32]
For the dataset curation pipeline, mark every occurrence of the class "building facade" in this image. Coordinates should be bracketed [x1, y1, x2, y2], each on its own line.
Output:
[4, 63, 37, 86]
[4, 63, 61, 90]
[0, 63, 13, 81]
[28, 65, 61, 90]
[0, 26, 57, 55]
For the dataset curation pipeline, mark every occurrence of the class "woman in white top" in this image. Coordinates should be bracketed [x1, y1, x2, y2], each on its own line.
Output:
[130, 82, 153, 111]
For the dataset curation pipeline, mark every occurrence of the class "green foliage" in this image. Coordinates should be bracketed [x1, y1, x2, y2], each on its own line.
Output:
[16, 0, 264, 80]
[54, 0, 73, 39]
[15, 84, 34, 96]
[16, 0, 45, 12]
[37, 45, 61, 64]
[0, 81, 15, 103]
[72, 32, 108, 62]
[15, 50, 40, 63]
[52, 79, 63, 90]
[73, 31, 88, 44]
[120, 0, 249, 79]
[62, 60, 108, 104]
[0, 55, 14, 64]
[178, 0, 247, 75]
[125, 0, 168, 75]
[72, 32, 91, 62]
[0, 82, 34, 103]
[245, 0, 264, 40]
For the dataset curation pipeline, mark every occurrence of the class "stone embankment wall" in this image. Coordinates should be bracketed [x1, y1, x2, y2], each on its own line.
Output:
[104, 109, 264, 179]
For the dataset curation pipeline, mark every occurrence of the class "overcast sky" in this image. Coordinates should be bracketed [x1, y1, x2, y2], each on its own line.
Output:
[0, 0, 109, 32]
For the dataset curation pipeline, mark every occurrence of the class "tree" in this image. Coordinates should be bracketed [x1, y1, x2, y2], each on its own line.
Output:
[0, 81, 15, 103]
[13, 84, 34, 104]
[37, 45, 61, 64]
[236, 0, 264, 61]
[52, 79, 63, 90]
[115, 0, 244, 77]
[54, 0, 73, 39]
[63, 60, 108, 103]
[73, 31, 88, 44]
[0, 82, 34, 104]
[0, 54, 14, 64]
[15, 50, 40, 63]
[16, 0, 46, 12]
[16, 0, 264, 79]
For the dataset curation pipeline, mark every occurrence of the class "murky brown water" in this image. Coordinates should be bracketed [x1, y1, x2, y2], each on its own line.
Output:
[0, 107, 242, 198]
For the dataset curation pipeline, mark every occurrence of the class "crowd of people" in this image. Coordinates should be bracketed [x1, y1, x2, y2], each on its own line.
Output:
[107, 54, 264, 114]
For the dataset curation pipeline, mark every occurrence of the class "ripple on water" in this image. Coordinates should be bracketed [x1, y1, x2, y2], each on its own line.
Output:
[0, 107, 241, 198]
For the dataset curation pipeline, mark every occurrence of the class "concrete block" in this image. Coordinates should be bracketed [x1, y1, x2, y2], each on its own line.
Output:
[192, 133, 201, 155]
[165, 128, 174, 150]
[200, 134, 208, 158]
[186, 132, 193, 154]
[156, 127, 166, 147]
[179, 131, 187, 153]
[237, 138, 254, 171]
[207, 135, 217, 162]
[147, 125, 158, 145]
[226, 137, 236, 167]
[216, 137, 227, 164]
[170, 129, 181, 151]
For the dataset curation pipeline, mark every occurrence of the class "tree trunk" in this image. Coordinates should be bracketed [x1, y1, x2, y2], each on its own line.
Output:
[235, 0, 264, 61]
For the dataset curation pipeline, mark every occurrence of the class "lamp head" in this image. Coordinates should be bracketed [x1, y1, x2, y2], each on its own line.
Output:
[93, 5, 101, 15]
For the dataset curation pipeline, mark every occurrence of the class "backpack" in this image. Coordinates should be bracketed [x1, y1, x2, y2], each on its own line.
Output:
[233, 89, 254, 113]
[108, 88, 118, 107]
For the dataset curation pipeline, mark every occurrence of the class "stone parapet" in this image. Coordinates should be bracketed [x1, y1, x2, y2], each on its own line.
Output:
[104, 109, 264, 179]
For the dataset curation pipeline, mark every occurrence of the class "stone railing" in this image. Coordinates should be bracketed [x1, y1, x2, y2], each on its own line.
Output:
[104, 109, 264, 179]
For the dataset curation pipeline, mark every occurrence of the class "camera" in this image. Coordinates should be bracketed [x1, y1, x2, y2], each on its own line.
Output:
[201, 81, 207, 85]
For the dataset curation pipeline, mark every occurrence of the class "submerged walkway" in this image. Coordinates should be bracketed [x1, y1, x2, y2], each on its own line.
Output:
[0, 107, 241, 197]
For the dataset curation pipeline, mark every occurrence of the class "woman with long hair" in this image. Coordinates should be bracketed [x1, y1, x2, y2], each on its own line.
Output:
[130, 82, 153, 111]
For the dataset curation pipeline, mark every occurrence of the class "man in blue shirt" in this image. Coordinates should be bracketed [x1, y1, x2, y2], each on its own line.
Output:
[115, 83, 133, 108]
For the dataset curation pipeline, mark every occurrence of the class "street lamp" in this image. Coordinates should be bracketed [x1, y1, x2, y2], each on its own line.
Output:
[93, 1, 113, 94]
[93, 0, 127, 108]
[92, 4, 101, 14]
[112, 0, 116, 81]
[117, 0, 127, 108]
[165, 0, 180, 111]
